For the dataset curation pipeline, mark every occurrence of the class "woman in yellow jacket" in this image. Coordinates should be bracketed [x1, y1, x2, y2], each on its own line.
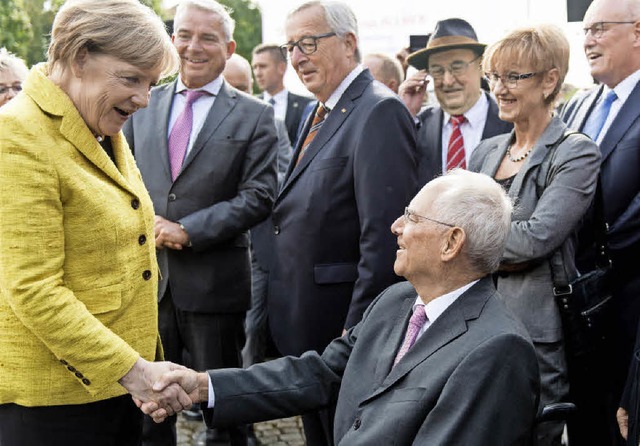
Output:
[0, 1, 189, 444]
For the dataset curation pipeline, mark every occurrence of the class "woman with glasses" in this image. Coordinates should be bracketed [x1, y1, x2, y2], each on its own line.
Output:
[469, 25, 601, 446]
[0, 48, 28, 107]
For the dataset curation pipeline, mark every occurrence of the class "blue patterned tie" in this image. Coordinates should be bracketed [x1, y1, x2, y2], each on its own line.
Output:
[583, 90, 617, 141]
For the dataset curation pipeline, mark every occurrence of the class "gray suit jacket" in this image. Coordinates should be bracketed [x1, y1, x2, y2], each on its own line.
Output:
[469, 116, 600, 342]
[204, 277, 540, 445]
[123, 80, 278, 313]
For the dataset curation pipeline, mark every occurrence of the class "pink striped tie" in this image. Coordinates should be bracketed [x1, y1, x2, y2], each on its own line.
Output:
[168, 90, 207, 181]
[446, 114, 466, 171]
[393, 304, 427, 366]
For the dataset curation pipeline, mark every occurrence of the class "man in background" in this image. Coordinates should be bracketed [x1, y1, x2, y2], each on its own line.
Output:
[363, 52, 404, 93]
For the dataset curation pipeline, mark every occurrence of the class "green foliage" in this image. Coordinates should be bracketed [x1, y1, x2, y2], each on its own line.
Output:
[0, 0, 33, 60]
[219, 0, 262, 62]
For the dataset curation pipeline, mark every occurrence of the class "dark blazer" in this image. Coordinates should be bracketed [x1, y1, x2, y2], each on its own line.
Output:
[204, 278, 540, 445]
[469, 117, 600, 343]
[416, 91, 512, 186]
[259, 91, 313, 145]
[268, 69, 418, 356]
[123, 80, 278, 313]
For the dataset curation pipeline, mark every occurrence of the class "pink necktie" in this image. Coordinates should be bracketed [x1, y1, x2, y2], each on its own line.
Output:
[168, 90, 208, 181]
[446, 114, 466, 171]
[393, 304, 428, 366]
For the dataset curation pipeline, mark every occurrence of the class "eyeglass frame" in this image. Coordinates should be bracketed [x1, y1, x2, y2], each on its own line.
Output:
[427, 54, 482, 81]
[583, 21, 636, 40]
[403, 207, 455, 228]
[279, 32, 337, 59]
[484, 71, 540, 89]
[0, 84, 22, 95]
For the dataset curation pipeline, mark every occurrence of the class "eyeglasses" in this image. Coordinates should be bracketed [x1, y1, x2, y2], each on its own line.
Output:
[403, 207, 454, 227]
[428, 54, 481, 81]
[0, 84, 22, 95]
[485, 72, 539, 89]
[279, 32, 337, 59]
[583, 21, 636, 39]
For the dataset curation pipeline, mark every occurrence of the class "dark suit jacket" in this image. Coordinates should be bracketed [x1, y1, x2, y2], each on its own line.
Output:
[123, 80, 278, 313]
[268, 69, 418, 356]
[205, 278, 540, 445]
[259, 91, 313, 145]
[416, 92, 512, 186]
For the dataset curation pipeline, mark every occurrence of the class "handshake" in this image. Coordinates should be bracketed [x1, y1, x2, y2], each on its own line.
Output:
[118, 357, 208, 423]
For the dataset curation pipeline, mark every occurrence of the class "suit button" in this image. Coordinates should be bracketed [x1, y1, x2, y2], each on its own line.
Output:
[138, 235, 147, 245]
[353, 418, 362, 430]
[82, 378, 91, 386]
[168, 193, 176, 202]
[131, 198, 140, 209]
[142, 270, 152, 280]
[274, 225, 280, 235]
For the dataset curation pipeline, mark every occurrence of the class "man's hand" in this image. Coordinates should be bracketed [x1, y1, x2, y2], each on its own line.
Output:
[138, 368, 210, 423]
[398, 70, 429, 117]
[617, 407, 629, 440]
[119, 358, 192, 417]
[154, 215, 189, 250]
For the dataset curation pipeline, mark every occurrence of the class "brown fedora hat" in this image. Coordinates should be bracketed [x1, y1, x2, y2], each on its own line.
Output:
[407, 18, 486, 70]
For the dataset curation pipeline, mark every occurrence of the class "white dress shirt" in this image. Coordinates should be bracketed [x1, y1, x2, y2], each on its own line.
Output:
[263, 89, 288, 121]
[167, 76, 223, 157]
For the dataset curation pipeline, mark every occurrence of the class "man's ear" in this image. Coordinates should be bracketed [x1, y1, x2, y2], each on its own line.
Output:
[71, 47, 89, 78]
[441, 227, 465, 262]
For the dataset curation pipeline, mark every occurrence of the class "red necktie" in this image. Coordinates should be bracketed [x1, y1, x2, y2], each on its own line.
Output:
[168, 90, 208, 181]
[393, 304, 428, 366]
[446, 114, 466, 171]
[296, 104, 327, 165]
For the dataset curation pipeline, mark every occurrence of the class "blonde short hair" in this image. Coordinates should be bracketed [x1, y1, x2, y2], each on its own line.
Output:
[0, 48, 29, 81]
[48, 0, 179, 78]
[483, 24, 569, 106]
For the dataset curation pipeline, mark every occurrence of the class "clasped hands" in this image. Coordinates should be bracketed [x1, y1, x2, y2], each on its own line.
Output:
[155, 215, 190, 250]
[120, 358, 208, 423]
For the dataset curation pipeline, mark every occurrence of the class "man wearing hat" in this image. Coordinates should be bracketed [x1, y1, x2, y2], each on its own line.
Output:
[400, 18, 511, 186]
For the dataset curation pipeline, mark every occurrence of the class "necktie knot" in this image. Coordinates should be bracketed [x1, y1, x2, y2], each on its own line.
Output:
[184, 89, 208, 105]
[450, 114, 465, 126]
[268, 97, 276, 106]
[583, 89, 617, 141]
[296, 104, 328, 166]
[603, 90, 618, 107]
[316, 104, 328, 121]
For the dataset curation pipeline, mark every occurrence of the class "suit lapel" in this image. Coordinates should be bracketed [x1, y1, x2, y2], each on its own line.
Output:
[180, 81, 237, 176]
[284, 93, 297, 132]
[425, 108, 444, 170]
[599, 80, 640, 162]
[365, 278, 493, 403]
[483, 93, 507, 138]
[149, 84, 175, 181]
[572, 87, 600, 133]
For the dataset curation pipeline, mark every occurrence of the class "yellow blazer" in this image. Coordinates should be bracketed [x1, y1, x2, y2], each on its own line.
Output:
[0, 64, 160, 406]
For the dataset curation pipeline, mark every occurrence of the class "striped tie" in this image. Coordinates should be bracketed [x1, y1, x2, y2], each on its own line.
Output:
[446, 114, 466, 171]
[296, 104, 327, 165]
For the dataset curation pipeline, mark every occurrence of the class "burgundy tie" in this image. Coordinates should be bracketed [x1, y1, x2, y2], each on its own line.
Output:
[168, 90, 208, 181]
[446, 114, 466, 171]
[393, 304, 428, 366]
[296, 104, 327, 165]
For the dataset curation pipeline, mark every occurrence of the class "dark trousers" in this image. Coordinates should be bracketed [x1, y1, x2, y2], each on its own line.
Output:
[143, 287, 247, 446]
[0, 395, 142, 446]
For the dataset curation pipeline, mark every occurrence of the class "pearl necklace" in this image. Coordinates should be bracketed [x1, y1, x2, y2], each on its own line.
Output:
[506, 145, 533, 163]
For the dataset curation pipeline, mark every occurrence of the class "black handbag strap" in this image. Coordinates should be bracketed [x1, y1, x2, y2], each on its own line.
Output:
[534, 131, 610, 293]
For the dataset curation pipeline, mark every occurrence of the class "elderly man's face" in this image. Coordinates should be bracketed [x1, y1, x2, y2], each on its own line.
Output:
[429, 48, 482, 115]
[69, 51, 160, 137]
[0, 69, 24, 107]
[173, 7, 236, 89]
[285, 5, 356, 103]
[583, 0, 639, 88]
[391, 185, 451, 283]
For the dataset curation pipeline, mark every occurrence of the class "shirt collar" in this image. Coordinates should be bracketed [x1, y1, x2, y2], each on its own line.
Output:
[442, 92, 488, 129]
[413, 279, 480, 324]
[175, 75, 223, 96]
[264, 88, 288, 103]
[609, 68, 640, 104]
[324, 64, 364, 111]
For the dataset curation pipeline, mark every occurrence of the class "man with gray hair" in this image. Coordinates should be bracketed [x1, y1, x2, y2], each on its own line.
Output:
[363, 52, 404, 93]
[269, 2, 418, 441]
[124, 1, 277, 445]
[142, 169, 541, 445]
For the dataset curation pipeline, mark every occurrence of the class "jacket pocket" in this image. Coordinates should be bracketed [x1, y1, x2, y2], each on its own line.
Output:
[75, 283, 122, 314]
[310, 157, 348, 171]
[314, 263, 358, 284]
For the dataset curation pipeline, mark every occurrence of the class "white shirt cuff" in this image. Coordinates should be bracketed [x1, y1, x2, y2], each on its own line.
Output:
[207, 374, 215, 408]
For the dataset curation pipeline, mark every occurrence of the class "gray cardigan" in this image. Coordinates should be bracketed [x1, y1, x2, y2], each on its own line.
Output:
[469, 116, 601, 342]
